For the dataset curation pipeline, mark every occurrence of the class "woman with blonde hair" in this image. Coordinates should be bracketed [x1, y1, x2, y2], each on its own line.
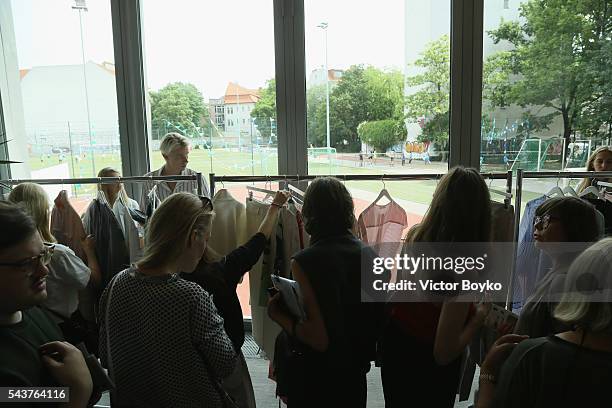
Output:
[99, 192, 236, 407]
[8, 183, 101, 327]
[381, 166, 493, 408]
[576, 146, 612, 193]
[477, 238, 612, 407]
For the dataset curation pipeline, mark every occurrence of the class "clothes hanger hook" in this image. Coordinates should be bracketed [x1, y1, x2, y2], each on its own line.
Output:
[381, 175, 386, 190]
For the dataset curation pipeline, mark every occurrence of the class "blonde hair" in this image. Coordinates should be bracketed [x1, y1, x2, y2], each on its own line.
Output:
[138, 192, 214, 270]
[554, 238, 612, 334]
[160, 132, 190, 156]
[577, 146, 612, 193]
[97, 167, 130, 205]
[8, 183, 56, 243]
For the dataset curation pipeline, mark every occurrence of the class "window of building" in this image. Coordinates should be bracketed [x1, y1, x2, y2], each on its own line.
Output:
[0, 0, 121, 199]
[305, 0, 451, 207]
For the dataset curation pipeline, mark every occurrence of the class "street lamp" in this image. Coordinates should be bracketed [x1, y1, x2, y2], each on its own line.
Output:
[317, 22, 331, 151]
[72, 0, 95, 175]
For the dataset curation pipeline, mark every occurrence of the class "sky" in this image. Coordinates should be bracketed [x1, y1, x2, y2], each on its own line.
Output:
[11, 0, 407, 100]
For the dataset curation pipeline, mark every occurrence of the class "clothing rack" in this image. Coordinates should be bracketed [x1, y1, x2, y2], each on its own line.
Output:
[506, 169, 612, 308]
[209, 171, 513, 198]
[0, 173, 205, 196]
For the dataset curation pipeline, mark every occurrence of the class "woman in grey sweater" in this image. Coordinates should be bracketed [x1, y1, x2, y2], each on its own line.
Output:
[99, 193, 237, 408]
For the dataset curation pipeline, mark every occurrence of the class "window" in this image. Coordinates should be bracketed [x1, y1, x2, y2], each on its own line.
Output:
[0, 0, 121, 198]
[305, 0, 451, 212]
[479, 0, 610, 190]
[143, 0, 278, 177]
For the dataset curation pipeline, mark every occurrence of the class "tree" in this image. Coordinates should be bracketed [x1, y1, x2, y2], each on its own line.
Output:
[358, 119, 407, 153]
[306, 84, 327, 147]
[314, 65, 405, 152]
[251, 79, 276, 142]
[488, 0, 612, 152]
[405, 35, 450, 147]
[149, 82, 207, 137]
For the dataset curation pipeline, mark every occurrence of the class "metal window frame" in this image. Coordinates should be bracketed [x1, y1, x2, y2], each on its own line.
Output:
[110, 0, 151, 198]
[449, 0, 485, 169]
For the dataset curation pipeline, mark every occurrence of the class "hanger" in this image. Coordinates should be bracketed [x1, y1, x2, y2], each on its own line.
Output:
[246, 185, 275, 203]
[579, 186, 603, 199]
[287, 183, 305, 198]
[546, 177, 564, 198]
[373, 175, 393, 205]
[562, 185, 578, 197]
[488, 177, 513, 201]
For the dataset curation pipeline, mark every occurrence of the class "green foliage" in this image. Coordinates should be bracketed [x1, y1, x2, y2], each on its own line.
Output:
[488, 0, 612, 143]
[405, 35, 450, 145]
[149, 82, 207, 137]
[310, 65, 405, 152]
[358, 119, 407, 153]
[251, 79, 277, 141]
[306, 84, 327, 147]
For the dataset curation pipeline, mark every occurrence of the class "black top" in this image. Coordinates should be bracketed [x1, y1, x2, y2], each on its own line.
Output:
[183, 232, 266, 350]
[493, 335, 612, 407]
[0, 307, 63, 387]
[292, 233, 389, 369]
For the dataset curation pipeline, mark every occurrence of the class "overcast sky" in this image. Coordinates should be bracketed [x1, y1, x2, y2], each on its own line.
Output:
[12, 0, 406, 100]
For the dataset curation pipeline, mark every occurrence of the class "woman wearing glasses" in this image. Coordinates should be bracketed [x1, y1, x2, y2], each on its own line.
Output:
[8, 184, 101, 331]
[99, 192, 237, 407]
[515, 196, 600, 338]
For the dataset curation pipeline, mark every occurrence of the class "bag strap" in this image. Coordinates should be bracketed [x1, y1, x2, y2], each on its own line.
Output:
[104, 271, 123, 383]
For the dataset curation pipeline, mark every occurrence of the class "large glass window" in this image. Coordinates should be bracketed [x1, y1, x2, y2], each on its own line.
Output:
[0, 0, 121, 199]
[305, 0, 451, 221]
[479, 0, 611, 176]
[142, 0, 278, 177]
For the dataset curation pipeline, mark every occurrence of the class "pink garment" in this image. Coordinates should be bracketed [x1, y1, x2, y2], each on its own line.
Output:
[51, 191, 87, 261]
[357, 199, 408, 253]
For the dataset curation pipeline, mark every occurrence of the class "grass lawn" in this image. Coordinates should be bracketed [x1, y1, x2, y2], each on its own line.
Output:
[26, 149, 547, 208]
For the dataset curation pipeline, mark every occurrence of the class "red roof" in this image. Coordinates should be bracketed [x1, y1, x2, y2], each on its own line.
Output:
[223, 82, 260, 104]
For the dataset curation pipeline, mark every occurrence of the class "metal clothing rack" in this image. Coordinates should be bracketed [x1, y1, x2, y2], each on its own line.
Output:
[0, 173, 205, 196]
[209, 171, 513, 199]
[506, 169, 612, 308]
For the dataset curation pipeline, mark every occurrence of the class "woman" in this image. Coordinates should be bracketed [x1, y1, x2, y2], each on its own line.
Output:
[99, 192, 236, 407]
[183, 189, 290, 408]
[576, 146, 612, 193]
[514, 196, 599, 338]
[8, 183, 101, 326]
[477, 238, 612, 407]
[382, 166, 492, 408]
[97, 167, 143, 260]
[139, 132, 210, 212]
[267, 177, 388, 408]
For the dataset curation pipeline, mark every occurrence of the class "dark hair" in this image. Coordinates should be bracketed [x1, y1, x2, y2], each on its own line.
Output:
[535, 197, 599, 242]
[0, 200, 37, 249]
[302, 177, 355, 238]
[407, 166, 492, 242]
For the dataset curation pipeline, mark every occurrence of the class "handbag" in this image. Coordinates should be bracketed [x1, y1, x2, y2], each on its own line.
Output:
[198, 350, 240, 408]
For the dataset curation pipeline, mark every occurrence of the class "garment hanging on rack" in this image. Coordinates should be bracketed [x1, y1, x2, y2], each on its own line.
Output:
[50, 190, 87, 261]
[209, 189, 248, 257]
[490, 201, 515, 242]
[583, 197, 612, 235]
[139, 166, 209, 211]
[357, 196, 408, 258]
[82, 196, 130, 290]
[246, 199, 280, 360]
[98, 191, 143, 264]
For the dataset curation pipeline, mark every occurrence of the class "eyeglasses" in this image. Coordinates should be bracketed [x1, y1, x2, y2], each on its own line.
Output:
[533, 214, 559, 230]
[0, 243, 55, 273]
[199, 196, 213, 211]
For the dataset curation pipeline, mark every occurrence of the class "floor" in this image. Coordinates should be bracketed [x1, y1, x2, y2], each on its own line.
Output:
[95, 333, 479, 407]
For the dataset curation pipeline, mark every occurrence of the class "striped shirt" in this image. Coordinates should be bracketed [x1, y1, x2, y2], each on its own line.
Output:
[139, 166, 210, 211]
